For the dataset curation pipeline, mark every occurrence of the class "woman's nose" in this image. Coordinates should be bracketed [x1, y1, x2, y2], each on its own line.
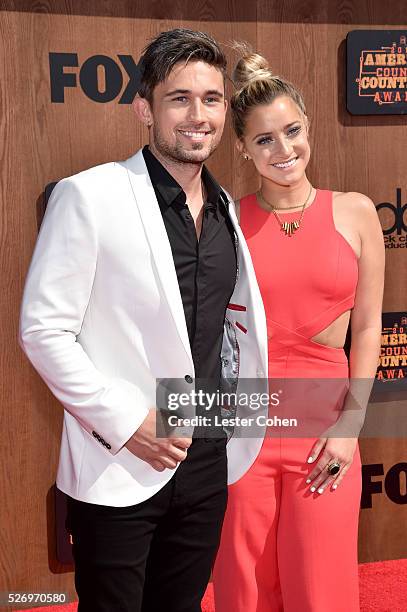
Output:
[276, 136, 292, 156]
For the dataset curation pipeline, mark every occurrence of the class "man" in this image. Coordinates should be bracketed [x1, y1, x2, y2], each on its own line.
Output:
[19, 28, 267, 612]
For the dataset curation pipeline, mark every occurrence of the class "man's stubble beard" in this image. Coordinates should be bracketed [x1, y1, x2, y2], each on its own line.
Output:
[152, 124, 222, 166]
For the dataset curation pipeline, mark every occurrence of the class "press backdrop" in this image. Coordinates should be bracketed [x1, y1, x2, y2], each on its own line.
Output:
[0, 0, 406, 605]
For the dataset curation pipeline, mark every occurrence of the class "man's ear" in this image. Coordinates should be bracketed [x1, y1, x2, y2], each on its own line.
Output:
[133, 96, 153, 127]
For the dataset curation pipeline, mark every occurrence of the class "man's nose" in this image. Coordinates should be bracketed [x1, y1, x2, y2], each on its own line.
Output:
[188, 99, 205, 122]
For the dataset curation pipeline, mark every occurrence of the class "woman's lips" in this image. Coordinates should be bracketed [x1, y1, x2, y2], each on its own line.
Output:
[272, 156, 299, 169]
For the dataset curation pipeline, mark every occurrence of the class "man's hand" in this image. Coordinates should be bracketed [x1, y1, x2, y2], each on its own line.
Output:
[125, 409, 192, 471]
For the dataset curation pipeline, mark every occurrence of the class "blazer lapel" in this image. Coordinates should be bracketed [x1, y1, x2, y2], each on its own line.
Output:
[222, 191, 269, 374]
[123, 150, 193, 364]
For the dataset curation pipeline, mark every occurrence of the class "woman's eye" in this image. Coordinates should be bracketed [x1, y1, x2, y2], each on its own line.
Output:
[287, 126, 301, 136]
[257, 136, 273, 145]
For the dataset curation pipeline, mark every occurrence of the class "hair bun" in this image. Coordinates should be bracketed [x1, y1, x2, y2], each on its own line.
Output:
[229, 41, 306, 138]
[232, 43, 273, 91]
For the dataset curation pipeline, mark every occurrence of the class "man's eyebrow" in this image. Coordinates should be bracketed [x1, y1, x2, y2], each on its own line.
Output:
[164, 89, 224, 98]
[164, 89, 190, 97]
[252, 121, 301, 141]
[205, 90, 224, 98]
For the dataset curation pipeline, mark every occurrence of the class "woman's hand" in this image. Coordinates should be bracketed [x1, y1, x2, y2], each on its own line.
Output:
[305, 435, 358, 495]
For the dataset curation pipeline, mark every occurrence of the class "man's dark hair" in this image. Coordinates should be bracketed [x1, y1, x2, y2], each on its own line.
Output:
[138, 28, 227, 102]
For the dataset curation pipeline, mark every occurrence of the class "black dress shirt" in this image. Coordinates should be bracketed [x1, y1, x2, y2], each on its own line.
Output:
[142, 146, 237, 393]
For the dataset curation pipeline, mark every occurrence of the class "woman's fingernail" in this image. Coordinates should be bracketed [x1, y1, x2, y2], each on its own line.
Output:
[317, 488, 324, 494]
[307, 456, 314, 463]
[332, 484, 338, 490]
[306, 478, 311, 484]
[310, 486, 316, 492]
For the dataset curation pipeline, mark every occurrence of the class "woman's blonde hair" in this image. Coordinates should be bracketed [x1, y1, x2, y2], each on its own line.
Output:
[231, 43, 306, 139]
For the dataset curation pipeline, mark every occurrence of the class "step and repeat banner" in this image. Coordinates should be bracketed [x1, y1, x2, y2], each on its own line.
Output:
[0, 2, 405, 604]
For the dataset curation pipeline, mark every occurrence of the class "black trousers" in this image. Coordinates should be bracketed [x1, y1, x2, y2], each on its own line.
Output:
[66, 437, 228, 612]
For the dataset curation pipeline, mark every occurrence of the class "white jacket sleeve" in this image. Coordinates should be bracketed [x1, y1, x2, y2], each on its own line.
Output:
[19, 177, 150, 455]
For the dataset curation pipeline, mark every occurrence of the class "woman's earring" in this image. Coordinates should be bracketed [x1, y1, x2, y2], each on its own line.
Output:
[243, 154, 249, 161]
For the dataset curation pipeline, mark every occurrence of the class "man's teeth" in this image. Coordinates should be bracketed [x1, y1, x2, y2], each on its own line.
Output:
[273, 157, 298, 168]
[179, 131, 208, 139]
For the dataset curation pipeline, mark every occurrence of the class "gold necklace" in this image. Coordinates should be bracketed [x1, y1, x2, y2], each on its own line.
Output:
[257, 185, 313, 237]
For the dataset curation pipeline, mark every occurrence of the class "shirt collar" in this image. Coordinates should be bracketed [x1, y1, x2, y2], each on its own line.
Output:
[142, 145, 184, 207]
[143, 145, 222, 208]
[202, 165, 222, 207]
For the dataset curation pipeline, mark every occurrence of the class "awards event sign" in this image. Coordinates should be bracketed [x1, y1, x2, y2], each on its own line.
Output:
[371, 312, 407, 402]
[376, 312, 407, 382]
[347, 30, 407, 115]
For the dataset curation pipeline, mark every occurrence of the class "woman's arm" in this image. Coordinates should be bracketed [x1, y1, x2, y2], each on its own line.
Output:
[339, 193, 385, 434]
[305, 192, 385, 493]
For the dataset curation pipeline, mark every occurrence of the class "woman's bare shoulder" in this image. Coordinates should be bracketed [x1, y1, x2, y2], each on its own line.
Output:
[332, 191, 376, 213]
[332, 191, 383, 248]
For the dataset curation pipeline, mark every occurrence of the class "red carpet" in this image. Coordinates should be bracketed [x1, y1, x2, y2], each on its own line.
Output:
[18, 559, 407, 612]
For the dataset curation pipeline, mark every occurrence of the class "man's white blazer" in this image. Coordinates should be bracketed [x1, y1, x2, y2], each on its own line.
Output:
[19, 149, 268, 507]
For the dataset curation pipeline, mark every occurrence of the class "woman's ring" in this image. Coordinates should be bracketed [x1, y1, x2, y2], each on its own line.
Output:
[327, 461, 341, 476]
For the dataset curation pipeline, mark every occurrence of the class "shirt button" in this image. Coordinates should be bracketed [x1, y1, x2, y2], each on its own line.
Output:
[257, 368, 264, 378]
[184, 375, 193, 384]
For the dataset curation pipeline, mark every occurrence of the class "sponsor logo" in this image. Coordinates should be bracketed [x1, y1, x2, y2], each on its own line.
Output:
[362, 462, 407, 508]
[49, 53, 141, 103]
[376, 188, 407, 249]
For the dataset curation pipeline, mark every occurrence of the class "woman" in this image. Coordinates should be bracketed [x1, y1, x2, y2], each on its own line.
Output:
[213, 48, 384, 611]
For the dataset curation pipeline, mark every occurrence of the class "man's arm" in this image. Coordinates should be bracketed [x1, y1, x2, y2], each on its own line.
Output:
[19, 177, 150, 455]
